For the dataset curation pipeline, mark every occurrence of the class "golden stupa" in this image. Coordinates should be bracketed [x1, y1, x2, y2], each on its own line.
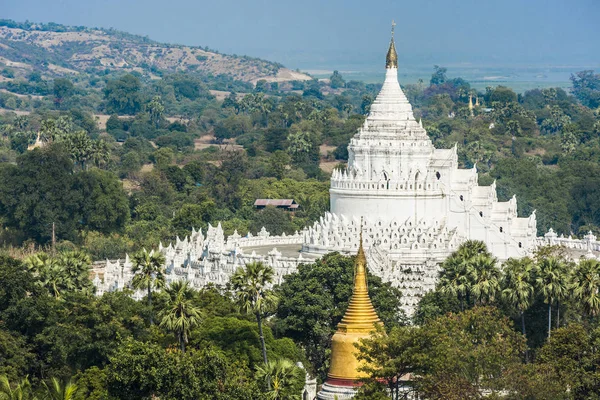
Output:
[326, 227, 383, 384]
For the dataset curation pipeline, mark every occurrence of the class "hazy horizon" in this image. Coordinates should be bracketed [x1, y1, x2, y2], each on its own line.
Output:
[3, 0, 599, 91]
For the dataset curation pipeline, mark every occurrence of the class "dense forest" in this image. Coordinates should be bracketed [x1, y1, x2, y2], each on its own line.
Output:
[0, 20, 600, 400]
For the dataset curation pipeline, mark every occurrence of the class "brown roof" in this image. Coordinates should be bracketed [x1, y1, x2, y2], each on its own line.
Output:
[254, 199, 297, 207]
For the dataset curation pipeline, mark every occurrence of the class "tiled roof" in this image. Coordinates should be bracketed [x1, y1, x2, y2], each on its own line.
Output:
[254, 199, 297, 207]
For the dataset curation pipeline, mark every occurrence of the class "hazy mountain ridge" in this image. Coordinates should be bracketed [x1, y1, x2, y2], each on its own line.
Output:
[0, 20, 311, 83]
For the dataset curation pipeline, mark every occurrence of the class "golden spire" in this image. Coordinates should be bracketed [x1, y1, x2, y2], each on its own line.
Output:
[337, 221, 381, 331]
[324, 218, 383, 382]
[386, 20, 398, 69]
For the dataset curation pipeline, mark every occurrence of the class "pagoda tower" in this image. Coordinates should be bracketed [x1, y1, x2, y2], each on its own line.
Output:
[303, 22, 537, 314]
[317, 226, 383, 399]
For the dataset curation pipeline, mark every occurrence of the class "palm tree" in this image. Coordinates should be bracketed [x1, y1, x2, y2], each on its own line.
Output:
[536, 257, 569, 337]
[571, 259, 600, 318]
[471, 254, 500, 305]
[456, 240, 490, 259]
[147, 95, 165, 128]
[57, 251, 93, 294]
[502, 258, 537, 336]
[24, 253, 65, 298]
[255, 358, 302, 400]
[91, 139, 110, 168]
[159, 281, 203, 353]
[61, 130, 94, 170]
[25, 251, 94, 298]
[230, 262, 278, 366]
[0, 375, 36, 400]
[43, 378, 77, 400]
[131, 249, 166, 324]
[438, 240, 491, 308]
[438, 254, 473, 310]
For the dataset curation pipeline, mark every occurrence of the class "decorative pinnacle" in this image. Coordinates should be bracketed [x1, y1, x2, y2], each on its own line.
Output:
[356, 217, 366, 276]
[386, 20, 398, 69]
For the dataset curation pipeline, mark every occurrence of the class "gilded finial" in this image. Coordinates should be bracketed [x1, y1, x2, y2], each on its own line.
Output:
[386, 20, 398, 69]
[357, 217, 366, 264]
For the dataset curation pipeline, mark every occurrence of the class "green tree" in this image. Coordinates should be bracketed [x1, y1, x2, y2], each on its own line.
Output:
[74, 169, 130, 234]
[214, 115, 252, 141]
[250, 207, 296, 236]
[43, 378, 78, 400]
[471, 254, 500, 305]
[490, 86, 518, 104]
[438, 240, 494, 308]
[356, 324, 418, 400]
[541, 105, 572, 135]
[329, 70, 345, 89]
[501, 257, 537, 336]
[0, 375, 35, 400]
[269, 151, 291, 180]
[104, 74, 144, 115]
[106, 340, 260, 400]
[90, 140, 110, 168]
[255, 358, 304, 400]
[529, 324, 600, 398]
[570, 70, 600, 108]
[24, 251, 93, 298]
[0, 145, 80, 243]
[131, 249, 166, 324]
[430, 65, 447, 85]
[152, 147, 175, 168]
[159, 281, 203, 353]
[536, 256, 569, 337]
[146, 95, 164, 128]
[286, 129, 319, 167]
[231, 262, 278, 366]
[571, 259, 600, 317]
[415, 307, 525, 399]
[55, 251, 93, 294]
[53, 78, 74, 107]
[59, 130, 94, 170]
[105, 339, 166, 400]
[24, 253, 63, 298]
[171, 202, 217, 236]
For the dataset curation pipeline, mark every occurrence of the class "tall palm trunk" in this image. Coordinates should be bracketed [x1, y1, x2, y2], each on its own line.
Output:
[256, 312, 268, 365]
[180, 331, 185, 353]
[521, 310, 529, 363]
[148, 283, 153, 325]
[547, 303, 552, 338]
[556, 302, 560, 329]
[256, 312, 271, 390]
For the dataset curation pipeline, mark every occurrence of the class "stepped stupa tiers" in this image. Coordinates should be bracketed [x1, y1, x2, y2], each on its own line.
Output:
[317, 226, 383, 400]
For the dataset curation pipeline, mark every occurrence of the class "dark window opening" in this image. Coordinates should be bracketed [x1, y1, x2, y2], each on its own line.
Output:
[436, 171, 441, 180]
[518, 242, 522, 248]
[479, 211, 483, 217]
[500, 227, 503, 233]
[460, 195, 464, 201]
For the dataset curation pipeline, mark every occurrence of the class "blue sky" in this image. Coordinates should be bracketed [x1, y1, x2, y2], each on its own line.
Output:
[3, 0, 599, 70]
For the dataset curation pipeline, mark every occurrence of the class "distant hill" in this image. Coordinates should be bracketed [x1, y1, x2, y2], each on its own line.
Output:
[0, 19, 311, 84]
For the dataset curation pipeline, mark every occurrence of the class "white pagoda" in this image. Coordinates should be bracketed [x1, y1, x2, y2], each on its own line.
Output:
[302, 30, 537, 312]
